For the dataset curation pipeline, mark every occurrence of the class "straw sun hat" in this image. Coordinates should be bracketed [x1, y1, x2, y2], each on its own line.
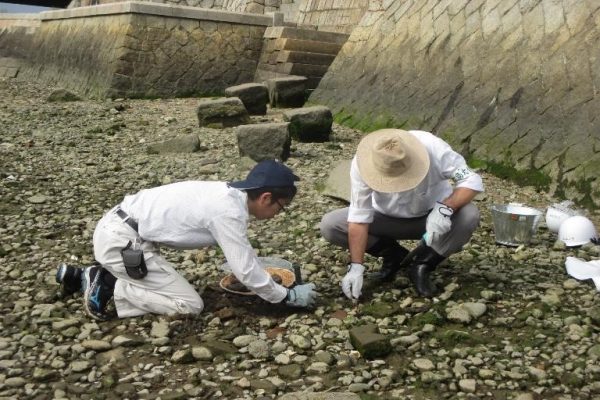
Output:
[356, 129, 430, 193]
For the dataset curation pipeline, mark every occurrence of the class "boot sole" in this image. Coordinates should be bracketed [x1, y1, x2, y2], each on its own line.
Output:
[82, 268, 111, 321]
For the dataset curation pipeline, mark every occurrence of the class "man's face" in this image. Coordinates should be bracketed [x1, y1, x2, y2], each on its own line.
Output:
[250, 192, 291, 220]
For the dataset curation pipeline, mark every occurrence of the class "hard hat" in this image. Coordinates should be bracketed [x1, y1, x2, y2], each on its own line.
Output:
[545, 201, 579, 233]
[558, 216, 598, 246]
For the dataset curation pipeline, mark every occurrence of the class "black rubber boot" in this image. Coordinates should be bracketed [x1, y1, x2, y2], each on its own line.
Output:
[367, 238, 410, 282]
[407, 243, 446, 297]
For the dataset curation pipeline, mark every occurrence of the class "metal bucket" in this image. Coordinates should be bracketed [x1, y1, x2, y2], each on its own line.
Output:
[491, 204, 542, 246]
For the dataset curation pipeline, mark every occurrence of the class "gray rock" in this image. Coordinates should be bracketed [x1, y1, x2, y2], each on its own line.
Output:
[171, 349, 194, 364]
[196, 97, 250, 128]
[146, 134, 201, 154]
[192, 346, 213, 361]
[236, 122, 291, 162]
[283, 106, 332, 142]
[266, 76, 307, 108]
[459, 378, 477, 392]
[248, 339, 270, 358]
[225, 82, 268, 115]
[289, 334, 311, 349]
[151, 319, 170, 338]
[233, 334, 256, 348]
[278, 364, 303, 380]
[81, 339, 112, 351]
[349, 324, 392, 359]
[322, 159, 351, 203]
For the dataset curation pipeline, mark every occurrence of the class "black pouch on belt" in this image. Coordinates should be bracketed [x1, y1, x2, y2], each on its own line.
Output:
[121, 240, 148, 279]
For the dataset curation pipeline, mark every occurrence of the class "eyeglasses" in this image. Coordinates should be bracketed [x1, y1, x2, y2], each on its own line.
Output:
[276, 199, 287, 213]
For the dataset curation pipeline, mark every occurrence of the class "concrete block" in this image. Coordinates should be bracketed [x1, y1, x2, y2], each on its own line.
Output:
[225, 82, 269, 115]
[349, 324, 392, 360]
[266, 75, 307, 108]
[236, 122, 291, 162]
[283, 105, 332, 142]
[196, 97, 250, 128]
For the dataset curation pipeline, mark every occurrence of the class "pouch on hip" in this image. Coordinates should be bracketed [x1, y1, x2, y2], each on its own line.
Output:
[121, 239, 148, 279]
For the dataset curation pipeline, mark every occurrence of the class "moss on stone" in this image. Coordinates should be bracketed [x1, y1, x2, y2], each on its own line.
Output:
[410, 310, 444, 328]
[362, 302, 398, 318]
[467, 156, 551, 191]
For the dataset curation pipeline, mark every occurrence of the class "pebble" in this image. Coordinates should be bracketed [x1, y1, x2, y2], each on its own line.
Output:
[1, 79, 598, 399]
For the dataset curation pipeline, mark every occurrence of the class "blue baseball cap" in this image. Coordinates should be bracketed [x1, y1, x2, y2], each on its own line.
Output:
[228, 160, 300, 190]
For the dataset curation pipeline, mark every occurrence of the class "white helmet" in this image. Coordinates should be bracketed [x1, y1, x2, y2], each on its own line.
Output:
[545, 201, 579, 233]
[558, 216, 598, 246]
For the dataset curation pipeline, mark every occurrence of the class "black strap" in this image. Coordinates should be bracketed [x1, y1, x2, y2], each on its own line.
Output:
[116, 208, 139, 232]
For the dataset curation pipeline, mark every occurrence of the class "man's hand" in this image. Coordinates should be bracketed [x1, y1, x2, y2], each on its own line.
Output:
[425, 201, 454, 246]
[341, 263, 364, 300]
[285, 283, 319, 308]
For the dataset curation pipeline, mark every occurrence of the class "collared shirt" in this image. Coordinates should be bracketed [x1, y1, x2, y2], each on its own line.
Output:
[348, 130, 484, 223]
[120, 181, 287, 303]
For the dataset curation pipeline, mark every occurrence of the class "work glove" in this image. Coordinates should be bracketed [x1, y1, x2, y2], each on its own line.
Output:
[425, 201, 454, 246]
[285, 283, 319, 308]
[341, 263, 364, 301]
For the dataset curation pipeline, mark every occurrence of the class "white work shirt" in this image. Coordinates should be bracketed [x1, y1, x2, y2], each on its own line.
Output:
[348, 130, 484, 223]
[120, 181, 288, 303]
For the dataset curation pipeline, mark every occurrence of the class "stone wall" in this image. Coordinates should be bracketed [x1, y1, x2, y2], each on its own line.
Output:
[0, 14, 40, 62]
[7, 2, 272, 98]
[67, 0, 369, 33]
[311, 0, 600, 207]
[297, 0, 368, 34]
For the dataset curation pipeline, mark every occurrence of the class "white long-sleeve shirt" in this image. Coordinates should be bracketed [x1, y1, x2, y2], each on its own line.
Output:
[120, 181, 288, 303]
[348, 130, 484, 223]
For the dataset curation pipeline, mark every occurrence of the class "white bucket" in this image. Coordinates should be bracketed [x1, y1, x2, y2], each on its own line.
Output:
[491, 204, 542, 246]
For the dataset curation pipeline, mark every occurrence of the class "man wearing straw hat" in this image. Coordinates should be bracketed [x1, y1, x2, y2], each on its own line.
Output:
[320, 129, 483, 299]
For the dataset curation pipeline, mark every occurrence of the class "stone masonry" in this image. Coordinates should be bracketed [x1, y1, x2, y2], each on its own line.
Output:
[311, 0, 600, 207]
[67, 0, 369, 34]
[7, 2, 272, 98]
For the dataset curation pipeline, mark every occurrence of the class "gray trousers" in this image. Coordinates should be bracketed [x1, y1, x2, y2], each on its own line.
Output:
[319, 203, 480, 257]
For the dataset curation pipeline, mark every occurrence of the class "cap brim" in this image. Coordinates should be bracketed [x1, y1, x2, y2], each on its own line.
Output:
[356, 129, 430, 193]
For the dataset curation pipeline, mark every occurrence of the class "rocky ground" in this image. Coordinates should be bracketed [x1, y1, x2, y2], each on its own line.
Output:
[1, 79, 600, 400]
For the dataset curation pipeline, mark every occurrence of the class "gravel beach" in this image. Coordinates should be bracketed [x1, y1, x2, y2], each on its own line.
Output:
[1, 79, 600, 400]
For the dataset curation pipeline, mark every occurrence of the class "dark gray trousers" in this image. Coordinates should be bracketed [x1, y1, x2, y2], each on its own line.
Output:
[319, 203, 480, 257]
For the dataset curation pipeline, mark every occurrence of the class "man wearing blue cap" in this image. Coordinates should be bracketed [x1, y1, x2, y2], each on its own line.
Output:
[56, 160, 318, 321]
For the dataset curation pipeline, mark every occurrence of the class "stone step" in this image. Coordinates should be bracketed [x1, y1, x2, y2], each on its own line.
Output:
[276, 50, 336, 66]
[255, 68, 322, 89]
[274, 38, 343, 54]
[256, 62, 328, 77]
[264, 26, 348, 45]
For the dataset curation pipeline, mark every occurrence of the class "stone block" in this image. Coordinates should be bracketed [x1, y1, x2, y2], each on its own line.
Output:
[266, 76, 307, 108]
[349, 324, 392, 360]
[276, 50, 337, 65]
[146, 134, 201, 154]
[283, 105, 332, 142]
[196, 97, 250, 128]
[225, 82, 268, 115]
[322, 159, 351, 203]
[236, 122, 291, 162]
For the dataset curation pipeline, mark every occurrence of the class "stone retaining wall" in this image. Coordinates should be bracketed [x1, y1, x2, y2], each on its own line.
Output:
[67, 0, 369, 33]
[311, 0, 600, 207]
[4, 2, 272, 98]
[0, 14, 41, 72]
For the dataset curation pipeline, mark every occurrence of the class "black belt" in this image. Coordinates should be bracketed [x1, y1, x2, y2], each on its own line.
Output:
[115, 207, 138, 232]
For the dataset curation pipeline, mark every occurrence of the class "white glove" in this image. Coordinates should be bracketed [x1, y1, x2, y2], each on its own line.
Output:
[341, 263, 364, 300]
[425, 201, 454, 246]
